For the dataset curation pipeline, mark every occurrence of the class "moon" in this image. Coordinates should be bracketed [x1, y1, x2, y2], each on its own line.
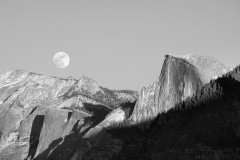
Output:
[53, 52, 70, 68]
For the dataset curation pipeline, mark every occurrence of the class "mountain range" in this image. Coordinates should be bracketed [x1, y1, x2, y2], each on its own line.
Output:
[0, 54, 239, 160]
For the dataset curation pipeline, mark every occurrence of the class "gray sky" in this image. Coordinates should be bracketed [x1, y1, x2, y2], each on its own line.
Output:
[0, 0, 240, 91]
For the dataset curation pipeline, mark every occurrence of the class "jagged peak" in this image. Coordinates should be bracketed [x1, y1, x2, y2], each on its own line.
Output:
[28, 72, 78, 82]
[5, 68, 30, 76]
[77, 76, 101, 90]
[140, 73, 160, 93]
[0, 68, 79, 82]
[78, 76, 98, 84]
[64, 75, 103, 97]
[0, 68, 29, 84]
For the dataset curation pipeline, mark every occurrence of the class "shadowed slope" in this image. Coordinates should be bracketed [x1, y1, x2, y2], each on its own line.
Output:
[103, 65, 240, 160]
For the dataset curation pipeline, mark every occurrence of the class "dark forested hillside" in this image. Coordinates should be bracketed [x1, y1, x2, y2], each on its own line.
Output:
[85, 65, 240, 160]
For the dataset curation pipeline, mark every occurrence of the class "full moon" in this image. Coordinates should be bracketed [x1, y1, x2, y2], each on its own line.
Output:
[53, 52, 70, 68]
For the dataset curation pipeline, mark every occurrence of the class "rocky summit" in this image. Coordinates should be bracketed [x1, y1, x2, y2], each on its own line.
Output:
[131, 55, 203, 122]
[131, 54, 230, 122]
[0, 54, 234, 160]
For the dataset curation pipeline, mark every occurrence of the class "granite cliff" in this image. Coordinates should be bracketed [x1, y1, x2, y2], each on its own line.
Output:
[131, 54, 230, 122]
[0, 69, 137, 160]
[102, 64, 240, 160]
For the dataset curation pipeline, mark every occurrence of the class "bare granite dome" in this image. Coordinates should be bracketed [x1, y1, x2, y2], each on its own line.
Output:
[131, 54, 230, 122]
[131, 55, 203, 122]
[177, 54, 231, 83]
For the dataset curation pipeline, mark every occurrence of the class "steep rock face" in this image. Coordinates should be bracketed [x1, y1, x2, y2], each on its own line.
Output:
[33, 108, 90, 160]
[131, 54, 231, 122]
[131, 55, 204, 122]
[0, 70, 81, 160]
[130, 82, 157, 122]
[0, 69, 76, 139]
[154, 55, 203, 112]
[0, 69, 137, 160]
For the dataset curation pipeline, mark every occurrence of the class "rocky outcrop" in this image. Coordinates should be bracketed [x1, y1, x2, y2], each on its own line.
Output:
[114, 92, 138, 103]
[65, 76, 104, 98]
[154, 55, 203, 112]
[131, 54, 230, 122]
[130, 82, 157, 122]
[0, 70, 84, 160]
[83, 107, 125, 139]
[0, 69, 137, 160]
[71, 107, 125, 160]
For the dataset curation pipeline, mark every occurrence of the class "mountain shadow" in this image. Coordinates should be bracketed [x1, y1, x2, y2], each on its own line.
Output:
[94, 66, 240, 160]
[27, 115, 45, 159]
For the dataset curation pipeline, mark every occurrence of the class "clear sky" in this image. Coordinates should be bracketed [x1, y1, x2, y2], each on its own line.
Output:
[0, 0, 240, 91]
